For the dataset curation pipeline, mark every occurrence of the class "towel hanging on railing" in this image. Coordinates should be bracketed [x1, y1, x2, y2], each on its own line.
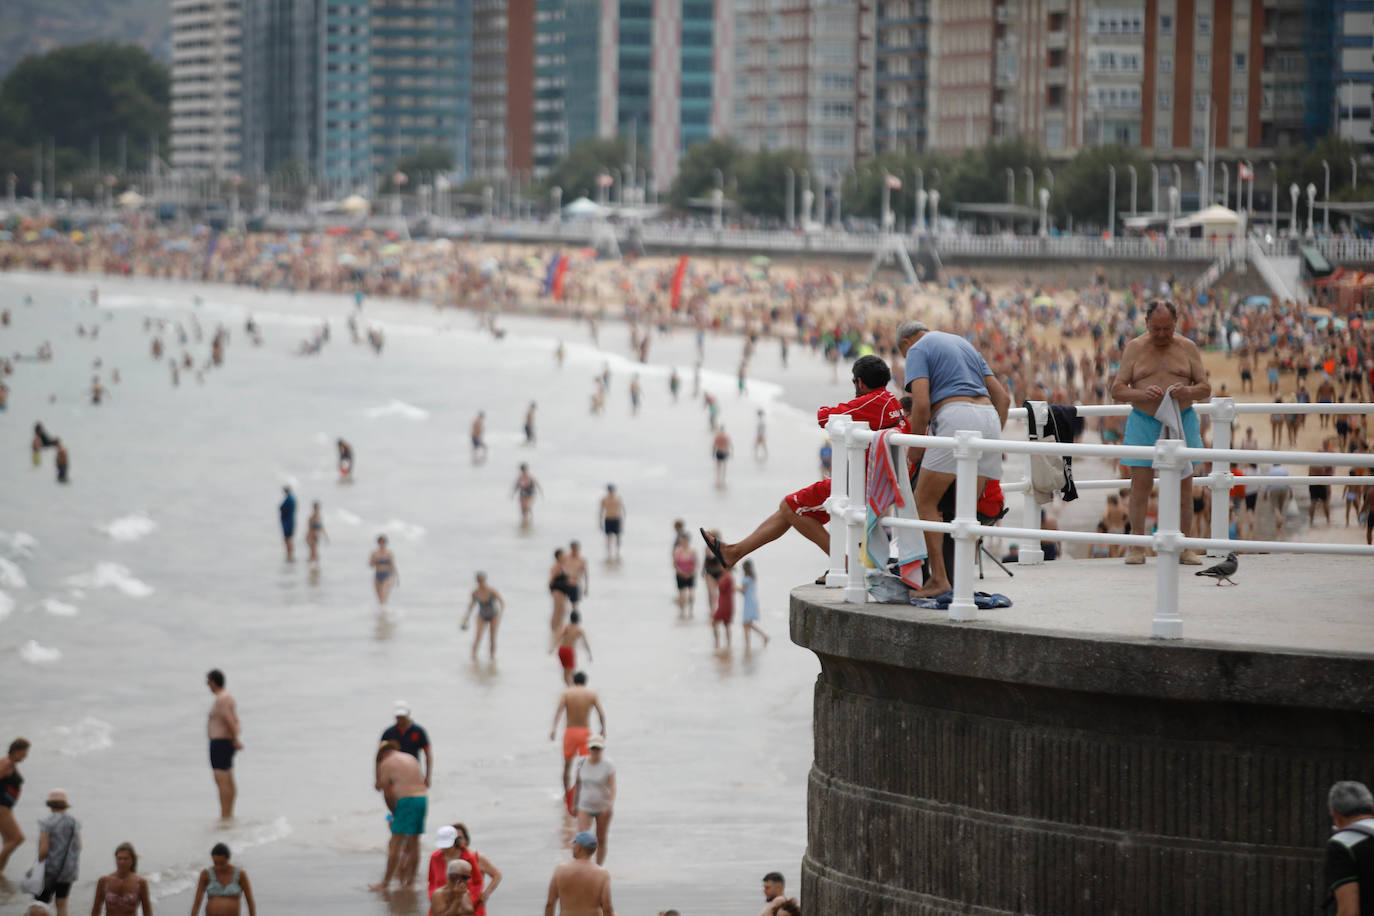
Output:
[1023, 401, 1080, 504]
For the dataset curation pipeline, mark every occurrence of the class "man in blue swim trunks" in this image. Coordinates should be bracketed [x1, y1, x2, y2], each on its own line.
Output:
[1110, 300, 1211, 566]
[371, 741, 428, 892]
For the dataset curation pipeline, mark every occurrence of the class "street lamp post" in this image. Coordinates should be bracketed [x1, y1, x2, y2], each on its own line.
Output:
[1219, 162, 1229, 209]
[785, 168, 794, 229]
[551, 186, 562, 222]
[1107, 164, 1116, 237]
[1023, 166, 1034, 208]
[1194, 161, 1205, 210]
[913, 167, 924, 233]
[1270, 163, 1278, 235]
[1038, 187, 1050, 238]
[929, 189, 941, 235]
[1043, 167, 1055, 193]
[1168, 186, 1180, 236]
[801, 170, 810, 226]
[1006, 167, 1015, 205]
[1306, 182, 1316, 240]
[1289, 183, 1299, 239]
[1322, 160, 1330, 233]
[1352, 157, 1359, 191]
[1127, 164, 1137, 215]
[1150, 163, 1159, 214]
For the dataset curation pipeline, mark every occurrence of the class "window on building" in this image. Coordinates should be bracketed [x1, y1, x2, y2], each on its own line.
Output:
[1232, 89, 1245, 109]
[1234, 52, 1246, 72]
[1196, 53, 1209, 73]
[1194, 91, 1209, 111]
[1156, 126, 1172, 147]
[1158, 89, 1172, 109]
[1197, 13, 1210, 34]
[1046, 121, 1064, 148]
[1192, 126, 1206, 146]
[1160, 54, 1172, 73]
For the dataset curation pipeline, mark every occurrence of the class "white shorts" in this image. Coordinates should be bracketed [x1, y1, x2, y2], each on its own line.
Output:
[922, 401, 1003, 478]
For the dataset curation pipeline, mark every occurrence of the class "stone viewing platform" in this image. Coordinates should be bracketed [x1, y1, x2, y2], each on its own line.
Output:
[790, 555, 1374, 915]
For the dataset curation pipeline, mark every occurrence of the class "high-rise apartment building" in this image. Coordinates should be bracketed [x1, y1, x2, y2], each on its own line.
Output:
[170, 0, 244, 175]
[532, 1, 724, 189]
[1335, 0, 1374, 146]
[241, 0, 317, 179]
[721, 0, 874, 177]
[928, 0, 994, 150]
[369, 0, 469, 173]
[471, 0, 534, 178]
[319, 0, 373, 192]
[875, 0, 931, 153]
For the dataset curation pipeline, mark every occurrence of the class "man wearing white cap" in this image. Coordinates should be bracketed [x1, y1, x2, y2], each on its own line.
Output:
[381, 702, 433, 787]
[430, 858, 475, 916]
[545, 830, 614, 916]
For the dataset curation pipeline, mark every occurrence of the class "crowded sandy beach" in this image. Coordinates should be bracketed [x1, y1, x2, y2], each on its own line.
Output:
[1, 223, 1372, 915]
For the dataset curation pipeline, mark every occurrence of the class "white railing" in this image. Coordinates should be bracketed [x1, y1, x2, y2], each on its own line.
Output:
[822, 398, 1374, 639]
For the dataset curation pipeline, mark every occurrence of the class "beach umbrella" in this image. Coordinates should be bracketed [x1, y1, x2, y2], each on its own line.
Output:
[749, 255, 771, 267]
[69, 230, 85, 243]
[117, 190, 145, 208]
[325, 225, 351, 236]
[339, 194, 370, 215]
[0, 230, 11, 240]
[1314, 316, 1348, 332]
[22, 231, 37, 242]
[336, 252, 359, 266]
[1241, 295, 1272, 308]
[380, 243, 402, 256]
[1305, 306, 1333, 319]
[479, 257, 501, 276]
[1032, 295, 1055, 308]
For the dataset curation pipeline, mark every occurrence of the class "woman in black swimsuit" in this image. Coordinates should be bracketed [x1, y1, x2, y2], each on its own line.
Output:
[548, 548, 570, 632]
[0, 737, 28, 874]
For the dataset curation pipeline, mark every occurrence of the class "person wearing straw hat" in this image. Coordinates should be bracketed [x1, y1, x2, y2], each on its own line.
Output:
[34, 789, 81, 916]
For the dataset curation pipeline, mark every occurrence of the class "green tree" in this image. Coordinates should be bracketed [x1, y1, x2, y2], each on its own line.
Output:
[734, 149, 811, 220]
[536, 138, 641, 202]
[1049, 145, 1148, 230]
[0, 42, 168, 163]
[668, 138, 742, 211]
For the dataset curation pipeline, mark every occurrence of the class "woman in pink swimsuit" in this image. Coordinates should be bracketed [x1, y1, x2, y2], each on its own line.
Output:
[91, 842, 151, 915]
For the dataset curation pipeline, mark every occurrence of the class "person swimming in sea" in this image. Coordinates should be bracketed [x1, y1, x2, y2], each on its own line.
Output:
[337, 439, 354, 482]
[306, 502, 328, 565]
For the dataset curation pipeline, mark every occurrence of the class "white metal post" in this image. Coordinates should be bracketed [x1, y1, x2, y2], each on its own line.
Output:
[947, 430, 980, 622]
[843, 420, 868, 604]
[824, 416, 852, 588]
[1020, 401, 1045, 564]
[1152, 439, 1184, 639]
[1207, 397, 1235, 553]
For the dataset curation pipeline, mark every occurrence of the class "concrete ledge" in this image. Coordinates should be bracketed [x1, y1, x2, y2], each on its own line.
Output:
[791, 580, 1374, 914]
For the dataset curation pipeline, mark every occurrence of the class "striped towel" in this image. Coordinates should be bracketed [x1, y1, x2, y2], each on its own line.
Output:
[865, 429, 925, 588]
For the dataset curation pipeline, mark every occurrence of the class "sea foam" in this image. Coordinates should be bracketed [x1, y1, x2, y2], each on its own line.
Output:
[380, 519, 426, 541]
[98, 512, 158, 542]
[334, 508, 363, 526]
[0, 557, 27, 589]
[48, 717, 114, 755]
[41, 597, 79, 617]
[364, 400, 430, 420]
[20, 640, 61, 664]
[0, 592, 13, 621]
[0, 530, 38, 558]
[65, 562, 154, 598]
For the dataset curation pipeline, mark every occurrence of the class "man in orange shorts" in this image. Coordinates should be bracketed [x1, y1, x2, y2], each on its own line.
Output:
[701, 355, 905, 573]
[550, 671, 606, 813]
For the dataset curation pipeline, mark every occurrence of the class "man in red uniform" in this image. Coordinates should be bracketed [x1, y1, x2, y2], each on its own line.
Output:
[701, 355, 905, 569]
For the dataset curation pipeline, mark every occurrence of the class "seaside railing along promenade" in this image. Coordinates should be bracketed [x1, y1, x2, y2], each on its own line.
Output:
[821, 398, 1374, 638]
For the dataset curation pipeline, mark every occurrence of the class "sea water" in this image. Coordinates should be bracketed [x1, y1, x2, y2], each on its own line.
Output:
[0, 271, 849, 914]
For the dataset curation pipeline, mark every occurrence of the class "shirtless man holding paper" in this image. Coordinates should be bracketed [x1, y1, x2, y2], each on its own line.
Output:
[1110, 300, 1211, 566]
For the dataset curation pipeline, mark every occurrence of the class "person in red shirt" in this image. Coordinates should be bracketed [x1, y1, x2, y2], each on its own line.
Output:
[701, 355, 905, 570]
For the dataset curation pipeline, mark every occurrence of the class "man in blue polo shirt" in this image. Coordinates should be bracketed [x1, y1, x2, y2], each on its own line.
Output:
[900, 320, 1010, 599]
[380, 701, 433, 787]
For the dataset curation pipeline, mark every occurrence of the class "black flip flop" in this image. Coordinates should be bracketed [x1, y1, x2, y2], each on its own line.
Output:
[699, 527, 730, 570]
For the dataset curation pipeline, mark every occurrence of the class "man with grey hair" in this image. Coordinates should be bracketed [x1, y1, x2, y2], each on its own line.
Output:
[894, 321, 929, 390]
[901, 321, 1011, 598]
[1326, 780, 1374, 915]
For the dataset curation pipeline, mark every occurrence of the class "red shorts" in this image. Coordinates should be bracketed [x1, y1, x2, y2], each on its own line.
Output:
[557, 646, 575, 669]
[785, 478, 832, 523]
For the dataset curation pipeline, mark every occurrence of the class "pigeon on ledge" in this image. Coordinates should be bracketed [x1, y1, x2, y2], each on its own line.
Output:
[1195, 552, 1238, 586]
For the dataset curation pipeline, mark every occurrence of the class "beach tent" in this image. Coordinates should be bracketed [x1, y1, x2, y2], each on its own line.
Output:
[563, 197, 605, 218]
[117, 190, 145, 208]
[339, 194, 371, 215]
[1170, 205, 1241, 236]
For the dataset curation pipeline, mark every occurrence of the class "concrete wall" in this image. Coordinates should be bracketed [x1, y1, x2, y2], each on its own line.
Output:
[791, 586, 1374, 914]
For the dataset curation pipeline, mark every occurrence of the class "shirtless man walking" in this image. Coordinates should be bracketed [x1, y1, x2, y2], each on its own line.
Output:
[712, 428, 731, 487]
[371, 741, 429, 892]
[1110, 300, 1211, 566]
[551, 611, 593, 686]
[471, 412, 488, 463]
[598, 485, 624, 561]
[206, 669, 243, 819]
[560, 542, 589, 612]
[544, 832, 614, 916]
[550, 672, 606, 810]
